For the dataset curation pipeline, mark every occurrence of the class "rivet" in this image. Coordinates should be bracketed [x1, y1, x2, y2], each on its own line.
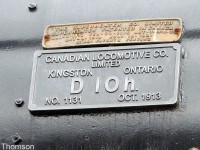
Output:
[14, 98, 24, 107]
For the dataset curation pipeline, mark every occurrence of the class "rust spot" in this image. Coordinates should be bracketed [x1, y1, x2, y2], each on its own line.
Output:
[44, 34, 51, 41]
[174, 28, 181, 34]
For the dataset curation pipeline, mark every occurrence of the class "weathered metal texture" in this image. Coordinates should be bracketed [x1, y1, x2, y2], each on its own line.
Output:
[0, 0, 200, 150]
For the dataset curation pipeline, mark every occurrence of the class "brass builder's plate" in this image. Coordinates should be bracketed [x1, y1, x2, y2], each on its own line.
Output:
[42, 18, 182, 49]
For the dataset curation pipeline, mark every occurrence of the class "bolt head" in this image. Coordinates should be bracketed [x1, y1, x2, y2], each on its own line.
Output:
[11, 133, 22, 144]
[28, 3, 37, 10]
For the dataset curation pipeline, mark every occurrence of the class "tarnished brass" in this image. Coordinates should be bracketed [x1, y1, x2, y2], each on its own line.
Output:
[42, 18, 182, 49]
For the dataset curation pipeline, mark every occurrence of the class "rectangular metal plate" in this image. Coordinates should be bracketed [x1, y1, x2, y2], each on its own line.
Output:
[29, 44, 181, 111]
[42, 18, 182, 49]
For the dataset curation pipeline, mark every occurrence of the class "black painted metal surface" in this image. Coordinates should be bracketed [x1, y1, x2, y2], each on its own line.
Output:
[0, 0, 200, 149]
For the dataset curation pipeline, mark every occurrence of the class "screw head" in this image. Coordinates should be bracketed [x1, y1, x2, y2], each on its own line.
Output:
[28, 3, 37, 11]
[14, 98, 23, 106]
